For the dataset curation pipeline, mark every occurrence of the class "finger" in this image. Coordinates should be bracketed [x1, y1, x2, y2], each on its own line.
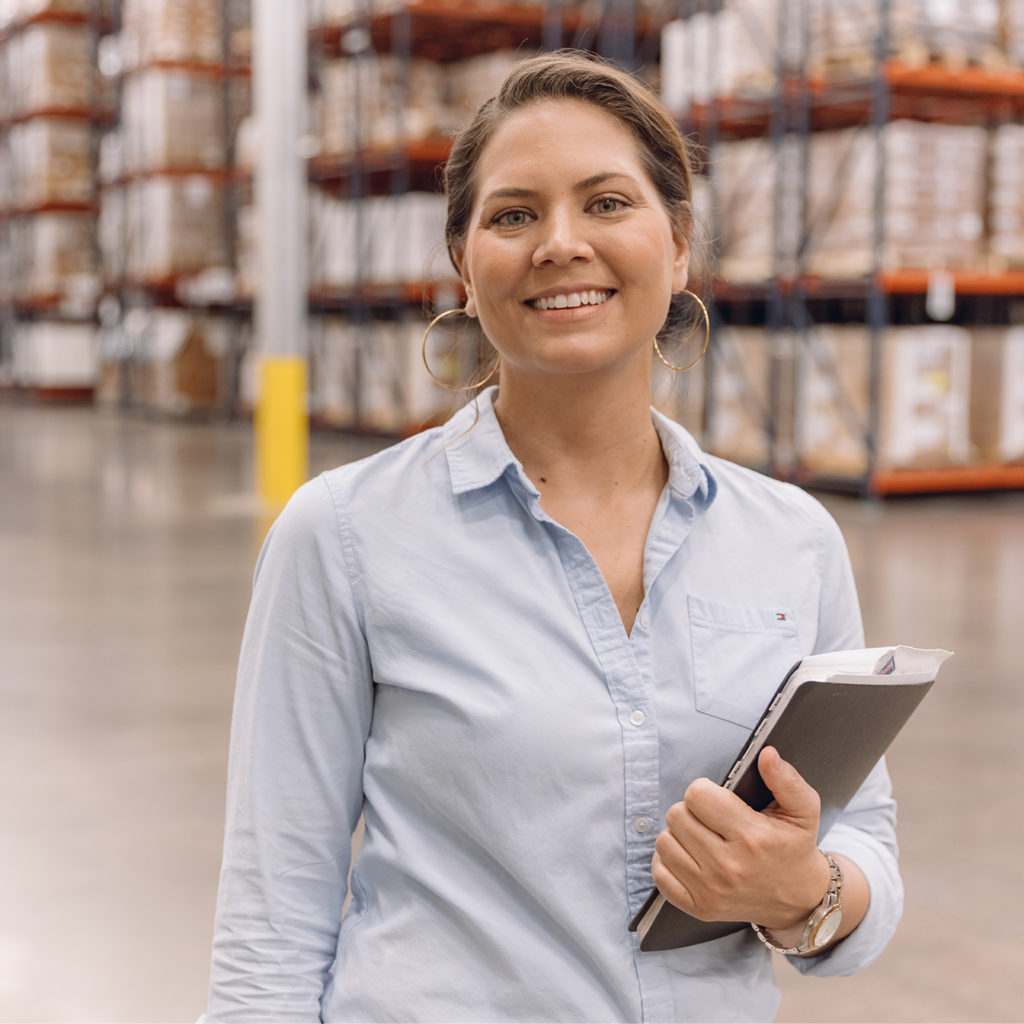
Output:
[681, 776, 760, 841]
[651, 848, 696, 912]
[757, 746, 820, 827]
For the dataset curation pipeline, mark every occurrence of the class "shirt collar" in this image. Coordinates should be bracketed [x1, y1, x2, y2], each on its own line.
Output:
[443, 386, 717, 508]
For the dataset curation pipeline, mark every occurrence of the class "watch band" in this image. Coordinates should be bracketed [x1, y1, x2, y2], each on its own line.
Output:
[752, 851, 844, 955]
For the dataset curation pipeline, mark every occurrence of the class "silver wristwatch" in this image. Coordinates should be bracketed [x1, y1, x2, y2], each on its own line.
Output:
[752, 852, 844, 955]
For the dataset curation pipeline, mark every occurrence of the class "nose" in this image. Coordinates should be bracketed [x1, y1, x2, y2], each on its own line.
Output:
[532, 209, 593, 267]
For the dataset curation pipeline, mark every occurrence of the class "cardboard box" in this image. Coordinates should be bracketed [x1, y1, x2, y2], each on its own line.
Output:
[11, 211, 97, 299]
[129, 310, 229, 415]
[970, 327, 1024, 464]
[705, 326, 778, 467]
[10, 320, 97, 388]
[797, 324, 972, 475]
[120, 0, 223, 68]
[121, 68, 231, 172]
[8, 118, 93, 207]
[125, 175, 227, 280]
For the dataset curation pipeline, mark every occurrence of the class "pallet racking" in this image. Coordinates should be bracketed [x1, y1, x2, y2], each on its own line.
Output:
[95, 0, 251, 417]
[670, 0, 1024, 496]
[0, 0, 115, 399]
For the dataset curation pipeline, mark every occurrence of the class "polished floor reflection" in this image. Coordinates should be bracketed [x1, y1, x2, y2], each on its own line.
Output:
[1, 399, 1021, 1023]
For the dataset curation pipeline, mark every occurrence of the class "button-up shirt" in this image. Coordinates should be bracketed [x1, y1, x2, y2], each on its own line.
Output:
[207, 388, 902, 1022]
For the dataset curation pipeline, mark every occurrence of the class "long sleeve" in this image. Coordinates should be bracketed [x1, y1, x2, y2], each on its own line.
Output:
[207, 476, 373, 1021]
[792, 500, 904, 977]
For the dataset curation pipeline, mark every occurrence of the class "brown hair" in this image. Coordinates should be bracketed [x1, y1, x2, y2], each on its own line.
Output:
[443, 49, 696, 272]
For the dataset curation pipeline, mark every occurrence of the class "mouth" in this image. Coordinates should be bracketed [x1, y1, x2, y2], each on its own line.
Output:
[525, 289, 615, 311]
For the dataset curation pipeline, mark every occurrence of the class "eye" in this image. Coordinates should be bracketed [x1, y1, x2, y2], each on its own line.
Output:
[591, 195, 629, 215]
[493, 208, 532, 228]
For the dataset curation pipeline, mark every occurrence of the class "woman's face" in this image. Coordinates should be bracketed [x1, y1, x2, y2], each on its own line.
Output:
[456, 98, 689, 385]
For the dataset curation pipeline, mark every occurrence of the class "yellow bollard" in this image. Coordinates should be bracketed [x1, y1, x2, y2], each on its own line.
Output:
[256, 355, 308, 509]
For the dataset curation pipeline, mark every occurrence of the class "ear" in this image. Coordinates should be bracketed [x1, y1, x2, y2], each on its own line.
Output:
[671, 226, 691, 293]
[454, 249, 478, 319]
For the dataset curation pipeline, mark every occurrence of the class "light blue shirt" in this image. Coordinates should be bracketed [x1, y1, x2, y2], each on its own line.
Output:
[207, 388, 902, 1023]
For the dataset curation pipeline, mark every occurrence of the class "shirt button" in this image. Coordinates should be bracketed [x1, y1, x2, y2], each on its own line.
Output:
[633, 817, 652, 834]
[638, 612, 650, 630]
[629, 710, 646, 727]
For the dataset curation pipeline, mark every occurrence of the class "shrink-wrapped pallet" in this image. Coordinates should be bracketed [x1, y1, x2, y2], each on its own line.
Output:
[10, 211, 96, 298]
[10, 320, 97, 388]
[713, 136, 802, 282]
[803, 122, 987, 277]
[319, 55, 447, 154]
[121, 68, 228, 171]
[121, 0, 224, 68]
[970, 327, 1024, 464]
[705, 326, 781, 467]
[989, 123, 1024, 265]
[651, 354, 706, 442]
[310, 316, 450, 432]
[1006, 0, 1024, 66]
[8, 118, 92, 207]
[128, 310, 229, 414]
[308, 191, 457, 291]
[660, 2, 790, 108]
[806, 0, 1001, 75]
[5, 21, 95, 116]
[797, 324, 972, 474]
[125, 175, 227, 280]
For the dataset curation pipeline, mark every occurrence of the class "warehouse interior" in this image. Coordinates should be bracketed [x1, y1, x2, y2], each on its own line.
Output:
[2, 0, 1023, 1021]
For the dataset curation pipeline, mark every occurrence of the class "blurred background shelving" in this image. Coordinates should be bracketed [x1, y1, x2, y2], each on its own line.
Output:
[0, 0, 1022, 496]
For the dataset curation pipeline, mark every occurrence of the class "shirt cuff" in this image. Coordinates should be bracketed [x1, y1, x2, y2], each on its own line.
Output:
[787, 824, 904, 977]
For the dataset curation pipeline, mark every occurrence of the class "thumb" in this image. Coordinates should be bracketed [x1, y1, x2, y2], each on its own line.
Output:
[758, 746, 820, 827]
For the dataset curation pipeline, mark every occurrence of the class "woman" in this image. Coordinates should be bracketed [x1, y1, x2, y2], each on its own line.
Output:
[207, 50, 901, 1022]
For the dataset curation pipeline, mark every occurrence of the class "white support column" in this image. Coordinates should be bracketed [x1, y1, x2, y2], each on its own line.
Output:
[253, 0, 308, 506]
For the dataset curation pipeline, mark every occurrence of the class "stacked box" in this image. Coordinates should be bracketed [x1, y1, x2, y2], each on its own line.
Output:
[9, 212, 96, 298]
[10, 320, 96, 388]
[121, 68, 228, 171]
[308, 191, 458, 291]
[661, 2, 788, 109]
[121, 0, 223, 68]
[713, 136, 803, 281]
[989, 124, 1024, 265]
[8, 118, 92, 207]
[807, 0, 1001, 75]
[651, 356, 706, 442]
[1006, 0, 1024, 66]
[125, 176, 227, 280]
[797, 324, 972, 474]
[4, 21, 95, 116]
[705, 326, 778, 467]
[970, 327, 1024, 463]
[804, 122, 987, 277]
[127, 310, 230, 414]
[310, 316, 451, 431]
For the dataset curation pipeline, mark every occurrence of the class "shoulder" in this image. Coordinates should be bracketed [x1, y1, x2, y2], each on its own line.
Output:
[318, 424, 450, 510]
[703, 454, 845, 550]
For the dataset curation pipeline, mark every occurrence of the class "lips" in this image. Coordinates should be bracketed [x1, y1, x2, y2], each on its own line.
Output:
[526, 289, 614, 311]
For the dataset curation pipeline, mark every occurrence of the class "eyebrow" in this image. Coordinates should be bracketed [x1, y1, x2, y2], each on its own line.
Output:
[481, 172, 639, 204]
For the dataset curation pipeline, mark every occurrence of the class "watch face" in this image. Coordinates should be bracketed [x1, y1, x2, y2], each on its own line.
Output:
[813, 907, 843, 948]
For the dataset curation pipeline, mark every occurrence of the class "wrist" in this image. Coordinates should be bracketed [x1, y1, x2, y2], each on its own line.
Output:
[753, 851, 844, 955]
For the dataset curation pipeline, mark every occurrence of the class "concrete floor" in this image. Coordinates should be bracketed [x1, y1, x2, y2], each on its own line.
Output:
[1, 398, 1022, 1023]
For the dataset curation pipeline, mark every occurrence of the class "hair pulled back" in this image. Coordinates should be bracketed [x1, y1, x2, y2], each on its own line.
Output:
[443, 49, 696, 275]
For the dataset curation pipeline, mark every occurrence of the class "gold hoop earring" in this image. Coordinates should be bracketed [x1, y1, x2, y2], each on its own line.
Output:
[653, 289, 710, 373]
[421, 307, 499, 392]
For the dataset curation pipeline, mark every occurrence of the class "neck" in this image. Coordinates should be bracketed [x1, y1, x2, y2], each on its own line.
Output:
[493, 364, 665, 494]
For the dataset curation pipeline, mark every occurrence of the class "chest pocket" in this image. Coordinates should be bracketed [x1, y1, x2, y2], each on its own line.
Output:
[688, 595, 802, 730]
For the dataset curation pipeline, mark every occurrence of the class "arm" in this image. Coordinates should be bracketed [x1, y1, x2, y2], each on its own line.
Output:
[651, 500, 902, 972]
[207, 477, 373, 1021]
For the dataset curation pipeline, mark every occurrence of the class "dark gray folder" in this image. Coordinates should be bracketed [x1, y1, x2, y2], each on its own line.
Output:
[629, 649, 945, 952]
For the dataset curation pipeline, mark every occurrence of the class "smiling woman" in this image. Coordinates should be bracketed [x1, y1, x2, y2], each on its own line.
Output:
[206, 50, 904, 1024]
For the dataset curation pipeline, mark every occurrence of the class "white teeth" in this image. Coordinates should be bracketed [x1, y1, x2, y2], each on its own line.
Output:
[532, 290, 611, 311]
